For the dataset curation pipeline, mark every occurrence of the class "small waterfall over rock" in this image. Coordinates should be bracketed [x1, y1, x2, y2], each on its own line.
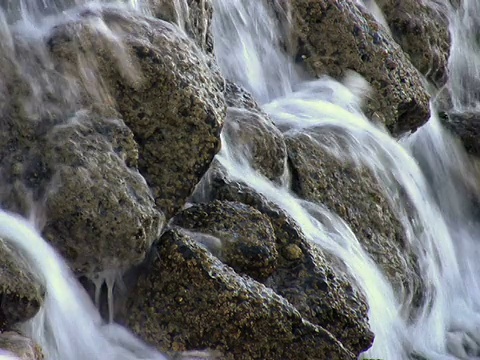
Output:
[0, 0, 479, 359]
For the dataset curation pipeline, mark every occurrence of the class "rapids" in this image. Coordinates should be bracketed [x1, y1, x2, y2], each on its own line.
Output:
[0, 0, 479, 359]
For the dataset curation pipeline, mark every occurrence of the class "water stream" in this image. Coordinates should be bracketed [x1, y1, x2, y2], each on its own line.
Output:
[0, 0, 480, 359]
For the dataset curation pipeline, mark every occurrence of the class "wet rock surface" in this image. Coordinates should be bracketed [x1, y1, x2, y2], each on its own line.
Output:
[171, 200, 278, 280]
[441, 112, 480, 156]
[290, 0, 430, 135]
[375, 0, 450, 87]
[0, 332, 44, 360]
[190, 163, 374, 354]
[0, 242, 43, 331]
[126, 228, 356, 360]
[285, 129, 425, 308]
[47, 6, 226, 219]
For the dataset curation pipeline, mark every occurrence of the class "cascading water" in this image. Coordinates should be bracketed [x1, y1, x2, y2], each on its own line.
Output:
[212, 0, 480, 359]
[1, 0, 480, 360]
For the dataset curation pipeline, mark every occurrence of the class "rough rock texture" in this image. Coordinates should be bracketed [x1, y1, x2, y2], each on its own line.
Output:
[0, 332, 44, 360]
[171, 200, 278, 280]
[126, 228, 356, 360]
[285, 130, 425, 308]
[0, 242, 43, 331]
[47, 6, 226, 219]
[441, 112, 480, 156]
[41, 113, 164, 273]
[223, 108, 287, 182]
[290, 0, 430, 135]
[374, 0, 450, 87]
[191, 163, 374, 354]
[146, 0, 214, 54]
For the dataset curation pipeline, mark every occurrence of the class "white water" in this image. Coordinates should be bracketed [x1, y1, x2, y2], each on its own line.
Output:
[0, 0, 480, 359]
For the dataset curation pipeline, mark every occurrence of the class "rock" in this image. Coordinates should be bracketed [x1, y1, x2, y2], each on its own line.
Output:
[285, 129, 425, 309]
[0, 242, 43, 331]
[0, 332, 44, 360]
[440, 112, 480, 156]
[223, 107, 287, 182]
[373, 0, 450, 87]
[0, 111, 163, 274]
[171, 200, 278, 280]
[126, 228, 356, 360]
[146, 0, 214, 54]
[47, 6, 226, 219]
[290, 0, 430, 135]
[191, 163, 374, 354]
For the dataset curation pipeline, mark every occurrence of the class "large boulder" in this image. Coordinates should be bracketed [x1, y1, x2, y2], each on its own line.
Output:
[190, 163, 374, 354]
[171, 200, 278, 280]
[285, 129, 425, 309]
[290, 0, 430, 135]
[0, 111, 163, 274]
[146, 0, 214, 54]
[0, 332, 44, 360]
[0, 242, 43, 331]
[373, 0, 450, 87]
[47, 6, 226, 219]
[126, 228, 356, 360]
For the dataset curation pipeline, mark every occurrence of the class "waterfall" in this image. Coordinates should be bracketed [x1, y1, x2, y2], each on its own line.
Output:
[0, 0, 479, 359]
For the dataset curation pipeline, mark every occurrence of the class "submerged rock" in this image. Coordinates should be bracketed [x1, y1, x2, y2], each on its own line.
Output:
[440, 112, 480, 156]
[0, 242, 43, 331]
[0, 332, 44, 360]
[289, 0, 430, 135]
[285, 129, 425, 309]
[47, 6, 226, 219]
[374, 0, 450, 87]
[171, 200, 278, 280]
[126, 228, 356, 360]
[190, 163, 374, 354]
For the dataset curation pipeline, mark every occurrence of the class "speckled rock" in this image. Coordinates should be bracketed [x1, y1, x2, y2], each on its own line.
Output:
[223, 108, 287, 182]
[440, 112, 480, 156]
[146, 0, 214, 54]
[290, 0, 430, 135]
[191, 163, 374, 354]
[285, 130, 425, 309]
[171, 200, 278, 280]
[0, 111, 163, 274]
[374, 0, 450, 87]
[0, 332, 44, 360]
[126, 228, 356, 360]
[47, 6, 226, 219]
[0, 242, 43, 331]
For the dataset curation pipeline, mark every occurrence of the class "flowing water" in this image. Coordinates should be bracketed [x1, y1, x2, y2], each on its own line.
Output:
[0, 0, 480, 359]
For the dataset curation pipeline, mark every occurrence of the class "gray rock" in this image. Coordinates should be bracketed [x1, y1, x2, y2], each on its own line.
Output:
[0, 242, 43, 331]
[285, 129, 425, 310]
[171, 200, 278, 280]
[374, 0, 450, 87]
[290, 0, 430, 136]
[47, 6, 226, 219]
[126, 228, 356, 360]
[190, 163, 374, 354]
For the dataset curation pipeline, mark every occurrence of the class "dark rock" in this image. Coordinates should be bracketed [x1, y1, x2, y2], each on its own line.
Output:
[285, 129, 425, 310]
[47, 6, 226, 219]
[126, 228, 356, 360]
[374, 0, 450, 87]
[289, 0, 430, 135]
[441, 112, 480, 156]
[171, 200, 278, 280]
[191, 162, 374, 354]
[0, 243, 43, 331]
[223, 107, 287, 182]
